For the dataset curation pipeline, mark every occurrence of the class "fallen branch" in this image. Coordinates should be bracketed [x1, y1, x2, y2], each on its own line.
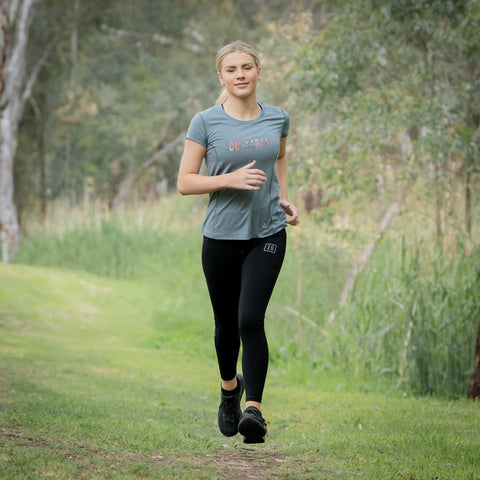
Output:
[112, 131, 185, 210]
[329, 190, 407, 323]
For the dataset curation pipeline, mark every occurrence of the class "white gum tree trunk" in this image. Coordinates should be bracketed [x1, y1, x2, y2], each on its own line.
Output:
[0, 0, 39, 262]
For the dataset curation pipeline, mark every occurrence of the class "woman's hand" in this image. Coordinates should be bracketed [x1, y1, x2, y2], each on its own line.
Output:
[280, 200, 300, 226]
[228, 160, 267, 190]
[178, 142, 266, 195]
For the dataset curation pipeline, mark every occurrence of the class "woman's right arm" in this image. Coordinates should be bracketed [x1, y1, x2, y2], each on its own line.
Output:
[177, 139, 267, 195]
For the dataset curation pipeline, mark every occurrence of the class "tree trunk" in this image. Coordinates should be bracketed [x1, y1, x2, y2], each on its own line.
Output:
[467, 310, 480, 400]
[0, 1, 11, 262]
[0, 0, 40, 262]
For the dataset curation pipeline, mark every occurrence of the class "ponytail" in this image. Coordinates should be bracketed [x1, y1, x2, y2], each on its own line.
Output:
[216, 87, 228, 105]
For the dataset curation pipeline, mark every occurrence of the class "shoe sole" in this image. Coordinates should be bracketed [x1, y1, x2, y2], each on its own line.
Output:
[238, 416, 266, 444]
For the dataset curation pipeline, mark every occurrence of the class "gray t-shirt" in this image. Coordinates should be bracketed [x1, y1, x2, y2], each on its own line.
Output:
[186, 101, 289, 240]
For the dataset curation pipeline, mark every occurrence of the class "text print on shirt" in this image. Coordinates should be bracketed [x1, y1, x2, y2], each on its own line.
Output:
[229, 138, 269, 151]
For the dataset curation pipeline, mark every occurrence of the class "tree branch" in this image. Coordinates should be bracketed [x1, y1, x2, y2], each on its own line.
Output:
[20, 34, 57, 116]
[8, 0, 20, 24]
[1, 0, 39, 114]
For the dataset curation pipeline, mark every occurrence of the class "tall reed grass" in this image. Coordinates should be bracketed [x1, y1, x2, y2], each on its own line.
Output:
[13, 195, 480, 398]
[322, 236, 479, 398]
[15, 196, 206, 280]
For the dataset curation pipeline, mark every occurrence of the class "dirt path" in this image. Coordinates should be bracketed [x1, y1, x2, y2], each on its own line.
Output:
[2, 429, 326, 479]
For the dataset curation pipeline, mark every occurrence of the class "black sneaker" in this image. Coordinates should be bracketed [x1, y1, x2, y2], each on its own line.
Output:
[217, 373, 245, 437]
[238, 406, 267, 443]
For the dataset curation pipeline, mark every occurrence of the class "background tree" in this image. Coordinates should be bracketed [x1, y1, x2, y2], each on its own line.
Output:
[0, 0, 41, 262]
[293, 0, 479, 241]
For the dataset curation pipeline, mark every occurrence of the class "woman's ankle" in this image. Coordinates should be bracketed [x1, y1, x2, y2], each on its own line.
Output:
[245, 400, 261, 411]
[221, 376, 238, 392]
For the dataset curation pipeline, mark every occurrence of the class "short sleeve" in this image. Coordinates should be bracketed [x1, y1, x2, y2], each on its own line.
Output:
[185, 112, 208, 147]
[282, 109, 290, 138]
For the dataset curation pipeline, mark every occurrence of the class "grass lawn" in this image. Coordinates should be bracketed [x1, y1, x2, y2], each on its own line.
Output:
[1, 263, 479, 479]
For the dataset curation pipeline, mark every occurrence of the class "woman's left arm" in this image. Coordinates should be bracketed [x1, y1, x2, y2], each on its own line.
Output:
[276, 137, 300, 226]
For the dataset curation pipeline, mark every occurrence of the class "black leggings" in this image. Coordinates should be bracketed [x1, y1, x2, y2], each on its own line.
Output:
[201, 229, 286, 403]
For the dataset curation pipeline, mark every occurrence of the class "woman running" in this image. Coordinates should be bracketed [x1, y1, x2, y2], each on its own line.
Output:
[177, 40, 299, 443]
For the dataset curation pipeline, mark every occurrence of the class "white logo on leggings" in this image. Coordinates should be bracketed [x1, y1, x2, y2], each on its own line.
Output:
[263, 243, 277, 254]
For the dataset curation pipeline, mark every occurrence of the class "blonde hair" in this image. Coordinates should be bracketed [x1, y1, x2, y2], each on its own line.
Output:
[215, 40, 261, 104]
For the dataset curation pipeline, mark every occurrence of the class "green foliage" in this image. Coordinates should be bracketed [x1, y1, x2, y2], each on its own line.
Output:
[17, 0, 332, 212]
[13, 0, 480, 257]
[9, 0, 480, 403]
[12, 194, 480, 399]
[291, 0, 480, 226]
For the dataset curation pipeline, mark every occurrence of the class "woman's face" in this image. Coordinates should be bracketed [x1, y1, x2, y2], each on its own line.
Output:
[218, 51, 261, 101]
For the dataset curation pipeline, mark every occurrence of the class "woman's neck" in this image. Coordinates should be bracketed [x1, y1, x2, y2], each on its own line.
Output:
[222, 96, 261, 121]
